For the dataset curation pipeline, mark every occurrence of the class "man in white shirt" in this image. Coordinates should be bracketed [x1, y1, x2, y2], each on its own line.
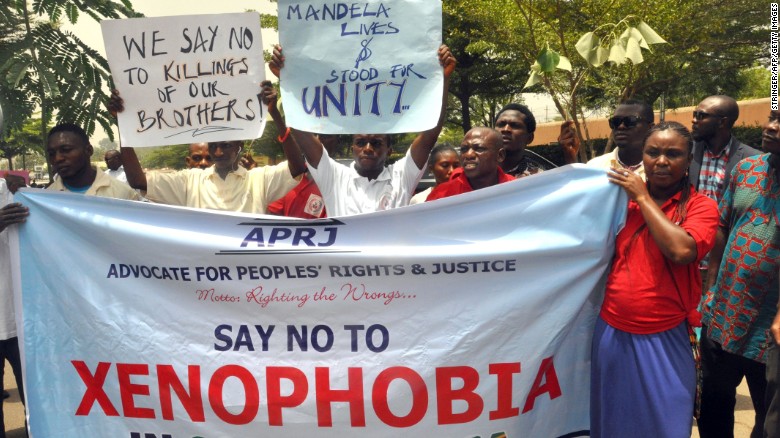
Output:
[270, 44, 457, 217]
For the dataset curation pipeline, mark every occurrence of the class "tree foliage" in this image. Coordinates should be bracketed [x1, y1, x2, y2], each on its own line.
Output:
[0, 0, 141, 156]
[443, 0, 529, 133]
[0, 116, 45, 170]
[438, 0, 766, 158]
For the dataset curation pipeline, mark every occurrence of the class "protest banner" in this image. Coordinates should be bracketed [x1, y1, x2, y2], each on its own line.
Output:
[102, 13, 266, 147]
[11, 166, 626, 437]
[278, 0, 443, 134]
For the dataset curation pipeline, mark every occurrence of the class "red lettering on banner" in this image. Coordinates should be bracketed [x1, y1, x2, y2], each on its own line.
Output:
[315, 367, 366, 427]
[69, 357, 562, 427]
[522, 356, 562, 413]
[372, 366, 428, 427]
[489, 362, 521, 419]
[208, 365, 260, 424]
[117, 363, 155, 418]
[266, 366, 309, 426]
[435, 366, 483, 424]
[158, 365, 205, 421]
[72, 360, 119, 416]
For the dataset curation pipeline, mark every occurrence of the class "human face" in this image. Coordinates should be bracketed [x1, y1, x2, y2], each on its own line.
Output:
[459, 128, 502, 181]
[643, 129, 691, 192]
[208, 141, 241, 172]
[47, 132, 92, 179]
[691, 98, 726, 141]
[762, 110, 780, 155]
[611, 104, 650, 151]
[186, 143, 212, 169]
[104, 151, 121, 171]
[495, 110, 533, 154]
[430, 150, 460, 185]
[351, 134, 390, 176]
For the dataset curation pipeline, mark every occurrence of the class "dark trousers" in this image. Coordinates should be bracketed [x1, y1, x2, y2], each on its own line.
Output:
[0, 337, 24, 438]
[765, 344, 780, 438]
[698, 328, 767, 438]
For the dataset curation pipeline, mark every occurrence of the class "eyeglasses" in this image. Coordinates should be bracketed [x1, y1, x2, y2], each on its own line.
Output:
[608, 115, 643, 129]
[692, 110, 724, 121]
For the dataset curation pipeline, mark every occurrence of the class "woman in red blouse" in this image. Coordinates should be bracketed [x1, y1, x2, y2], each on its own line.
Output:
[590, 121, 719, 437]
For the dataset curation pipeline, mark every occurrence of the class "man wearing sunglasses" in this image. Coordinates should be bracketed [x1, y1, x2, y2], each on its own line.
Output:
[585, 100, 654, 179]
[689, 95, 760, 204]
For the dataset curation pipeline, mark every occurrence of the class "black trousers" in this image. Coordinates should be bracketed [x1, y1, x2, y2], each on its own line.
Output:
[0, 337, 24, 438]
[697, 328, 767, 438]
[765, 344, 780, 438]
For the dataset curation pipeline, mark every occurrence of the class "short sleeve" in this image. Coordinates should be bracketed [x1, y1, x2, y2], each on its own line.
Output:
[146, 170, 189, 206]
[683, 194, 719, 263]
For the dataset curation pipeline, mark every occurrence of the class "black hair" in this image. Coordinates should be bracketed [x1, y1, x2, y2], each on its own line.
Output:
[619, 99, 654, 125]
[645, 121, 693, 224]
[496, 103, 536, 133]
[427, 143, 457, 167]
[47, 123, 90, 146]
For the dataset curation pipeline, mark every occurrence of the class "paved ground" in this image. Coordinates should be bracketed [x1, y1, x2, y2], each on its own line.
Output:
[0, 362, 760, 437]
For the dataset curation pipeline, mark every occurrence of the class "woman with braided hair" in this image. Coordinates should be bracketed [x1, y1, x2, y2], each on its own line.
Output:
[590, 121, 719, 437]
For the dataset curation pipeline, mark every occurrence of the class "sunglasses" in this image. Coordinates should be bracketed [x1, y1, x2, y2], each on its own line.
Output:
[608, 115, 643, 129]
[692, 110, 724, 121]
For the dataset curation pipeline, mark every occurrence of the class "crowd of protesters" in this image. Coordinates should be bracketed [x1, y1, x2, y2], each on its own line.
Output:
[0, 33, 778, 438]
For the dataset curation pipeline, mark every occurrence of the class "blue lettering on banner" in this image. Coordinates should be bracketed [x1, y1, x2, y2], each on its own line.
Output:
[286, 3, 391, 21]
[240, 226, 338, 248]
[300, 80, 407, 118]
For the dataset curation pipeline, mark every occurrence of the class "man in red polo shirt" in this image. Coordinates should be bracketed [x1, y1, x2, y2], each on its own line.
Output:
[426, 127, 515, 201]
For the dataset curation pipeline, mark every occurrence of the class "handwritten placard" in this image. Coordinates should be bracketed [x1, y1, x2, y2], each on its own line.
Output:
[278, 1, 442, 134]
[101, 13, 266, 147]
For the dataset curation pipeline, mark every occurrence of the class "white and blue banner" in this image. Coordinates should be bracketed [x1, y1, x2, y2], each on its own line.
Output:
[11, 166, 626, 437]
[278, 0, 443, 134]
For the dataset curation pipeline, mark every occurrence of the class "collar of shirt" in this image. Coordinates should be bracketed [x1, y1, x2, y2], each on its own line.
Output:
[347, 161, 392, 182]
[703, 135, 740, 159]
[203, 165, 247, 181]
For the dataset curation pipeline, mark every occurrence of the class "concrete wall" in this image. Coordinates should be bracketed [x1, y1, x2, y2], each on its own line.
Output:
[530, 97, 771, 146]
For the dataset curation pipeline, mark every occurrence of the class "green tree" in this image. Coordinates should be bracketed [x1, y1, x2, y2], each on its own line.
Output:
[140, 144, 190, 170]
[440, 0, 766, 158]
[735, 67, 771, 100]
[0, 117, 44, 170]
[443, 0, 529, 133]
[0, 0, 140, 155]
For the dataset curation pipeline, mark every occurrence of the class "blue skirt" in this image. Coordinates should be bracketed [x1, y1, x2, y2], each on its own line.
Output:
[590, 317, 695, 438]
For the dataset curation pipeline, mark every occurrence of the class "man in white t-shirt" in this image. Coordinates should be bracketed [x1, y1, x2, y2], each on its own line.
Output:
[271, 45, 457, 217]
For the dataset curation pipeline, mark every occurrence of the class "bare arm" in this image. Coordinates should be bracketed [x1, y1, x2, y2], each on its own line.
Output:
[261, 80, 306, 177]
[609, 169, 699, 264]
[108, 89, 148, 191]
[120, 146, 147, 191]
[270, 45, 325, 168]
[705, 227, 728, 291]
[410, 44, 457, 169]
